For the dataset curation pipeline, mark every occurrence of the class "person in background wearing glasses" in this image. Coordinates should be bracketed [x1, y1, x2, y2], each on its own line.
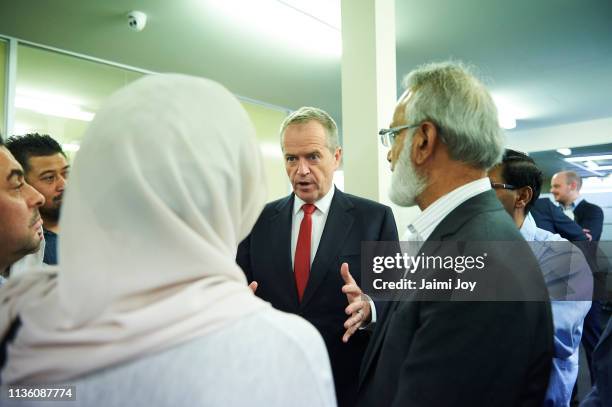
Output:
[489, 149, 592, 407]
[6, 134, 69, 265]
[357, 61, 553, 406]
[237, 106, 398, 407]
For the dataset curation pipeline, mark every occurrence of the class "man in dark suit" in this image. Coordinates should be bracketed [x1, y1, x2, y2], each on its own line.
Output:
[357, 61, 554, 406]
[531, 197, 589, 241]
[551, 171, 604, 242]
[237, 106, 398, 407]
[551, 170, 606, 395]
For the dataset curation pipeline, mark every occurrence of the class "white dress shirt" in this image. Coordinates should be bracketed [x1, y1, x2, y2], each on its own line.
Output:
[291, 187, 335, 269]
[561, 196, 583, 221]
[291, 186, 378, 325]
[402, 177, 492, 242]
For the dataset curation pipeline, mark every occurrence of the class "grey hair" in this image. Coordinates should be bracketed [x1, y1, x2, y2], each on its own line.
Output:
[402, 61, 504, 169]
[279, 106, 339, 153]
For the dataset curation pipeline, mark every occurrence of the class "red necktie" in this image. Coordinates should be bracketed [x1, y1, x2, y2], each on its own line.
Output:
[295, 203, 316, 302]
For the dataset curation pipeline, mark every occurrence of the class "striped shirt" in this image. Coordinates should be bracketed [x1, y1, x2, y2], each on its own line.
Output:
[403, 177, 492, 242]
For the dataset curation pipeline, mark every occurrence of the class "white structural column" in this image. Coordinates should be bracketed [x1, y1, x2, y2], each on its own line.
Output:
[340, 0, 396, 204]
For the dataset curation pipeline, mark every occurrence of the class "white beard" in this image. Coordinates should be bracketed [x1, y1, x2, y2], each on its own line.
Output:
[390, 142, 427, 207]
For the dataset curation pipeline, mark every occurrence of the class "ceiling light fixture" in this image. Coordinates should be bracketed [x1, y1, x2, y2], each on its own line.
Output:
[556, 148, 572, 156]
[62, 143, 81, 152]
[491, 94, 524, 130]
[15, 89, 95, 122]
[584, 160, 600, 170]
[564, 154, 612, 162]
[208, 0, 341, 57]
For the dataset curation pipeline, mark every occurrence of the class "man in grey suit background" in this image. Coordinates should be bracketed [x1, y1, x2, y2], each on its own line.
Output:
[357, 61, 554, 406]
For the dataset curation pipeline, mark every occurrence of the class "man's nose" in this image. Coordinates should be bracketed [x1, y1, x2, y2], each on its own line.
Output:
[26, 183, 45, 207]
[57, 175, 66, 191]
[297, 158, 310, 175]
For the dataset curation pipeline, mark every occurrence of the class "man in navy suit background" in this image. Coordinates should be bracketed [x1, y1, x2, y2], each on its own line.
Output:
[550, 171, 604, 242]
[237, 107, 398, 407]
[551, 170, 605, 393]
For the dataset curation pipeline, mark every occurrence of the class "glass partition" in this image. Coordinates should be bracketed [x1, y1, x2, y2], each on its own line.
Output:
[0, 39, 7, 137]
[14, 44, 144, 158]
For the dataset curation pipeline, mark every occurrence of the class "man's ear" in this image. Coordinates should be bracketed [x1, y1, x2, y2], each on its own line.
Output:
[412, 122, 438, 166]
[570, 181, 578, 192]
[515, 186, 533, 209]
[333, 147, 342, 170]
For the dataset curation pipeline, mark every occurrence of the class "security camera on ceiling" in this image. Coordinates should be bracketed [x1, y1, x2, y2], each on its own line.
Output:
[127, 10, 147, 32]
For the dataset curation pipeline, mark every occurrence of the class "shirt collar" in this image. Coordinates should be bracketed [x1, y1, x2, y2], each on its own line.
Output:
[408, 177, 491, 242]
[573, 196, 584, 208]
[519, 213, 538, 241]
[293, 185, 335, 216]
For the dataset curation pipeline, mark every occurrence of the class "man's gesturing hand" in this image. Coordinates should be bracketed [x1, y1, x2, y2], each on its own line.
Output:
[341, 262, 371, 343]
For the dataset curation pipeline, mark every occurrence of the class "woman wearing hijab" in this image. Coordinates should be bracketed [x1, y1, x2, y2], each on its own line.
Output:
[0, 74, 336, 407]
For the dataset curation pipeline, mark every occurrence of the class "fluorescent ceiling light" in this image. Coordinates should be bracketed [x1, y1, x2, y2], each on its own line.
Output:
[491, 94, 524, 130]
[13, 122, 36, 135]
[62, 143, 80, 152]
[15, 89, 95, 122]
[565, 154, 612, 162]
[208, 0, 341, 57]
[584, 160, 600, 170]
[259, 142, 283, 158]
[556, 148, 572, 156]
[497, 113, 516, 130]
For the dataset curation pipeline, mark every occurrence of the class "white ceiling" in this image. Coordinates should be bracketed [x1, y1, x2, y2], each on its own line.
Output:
[1, 0, 611, 134]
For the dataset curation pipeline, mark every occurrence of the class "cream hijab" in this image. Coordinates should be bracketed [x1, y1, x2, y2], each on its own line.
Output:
[0, 74, 269, 383]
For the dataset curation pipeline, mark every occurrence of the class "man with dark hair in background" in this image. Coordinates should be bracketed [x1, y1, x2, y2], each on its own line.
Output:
[6, 133, 69, 265]
[0, 134, 45, 284]
[489, 149, 592, 406]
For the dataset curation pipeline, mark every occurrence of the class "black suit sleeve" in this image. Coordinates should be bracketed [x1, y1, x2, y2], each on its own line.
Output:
[236, 234, 253, 283]
[581, 205, 604, 241]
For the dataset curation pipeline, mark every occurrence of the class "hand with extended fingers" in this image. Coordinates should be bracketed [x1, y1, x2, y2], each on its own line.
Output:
[340, 262, 372, 343]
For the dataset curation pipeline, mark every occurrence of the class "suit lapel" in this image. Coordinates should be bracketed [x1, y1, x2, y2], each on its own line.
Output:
[300, 189, 354, 308]
[269, 194, 300, 308]
[573, 200, 585, 224]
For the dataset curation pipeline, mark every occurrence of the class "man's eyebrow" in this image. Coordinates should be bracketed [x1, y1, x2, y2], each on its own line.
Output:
[7, 169, 23, 181]
[39, 170, 56, 177]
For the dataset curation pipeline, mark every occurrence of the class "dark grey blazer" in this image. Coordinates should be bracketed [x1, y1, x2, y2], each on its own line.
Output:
[357, 190, 554, 407]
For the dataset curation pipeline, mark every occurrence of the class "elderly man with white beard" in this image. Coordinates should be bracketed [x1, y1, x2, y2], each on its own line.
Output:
[355, 61, 554, 407]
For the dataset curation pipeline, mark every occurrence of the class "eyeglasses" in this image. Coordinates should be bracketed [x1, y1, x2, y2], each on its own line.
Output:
[379, 124, 420, 147]
[491, 182, 517, 190]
